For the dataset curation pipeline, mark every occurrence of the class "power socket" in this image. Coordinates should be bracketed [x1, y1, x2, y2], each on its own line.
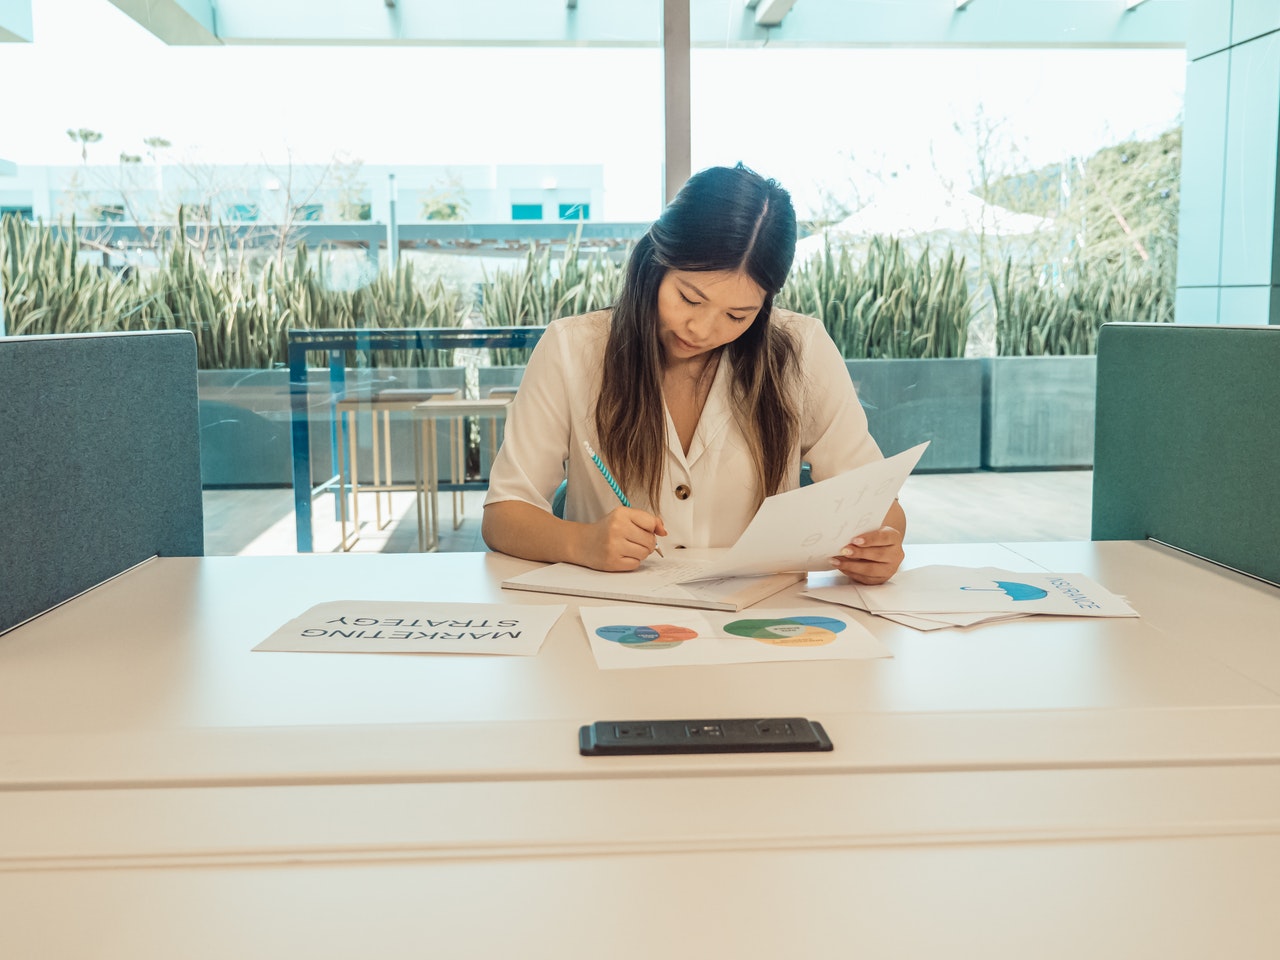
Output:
[753, 720, 794, 737]
[579, 717, 832, 755]
[611, 723, 655, 740]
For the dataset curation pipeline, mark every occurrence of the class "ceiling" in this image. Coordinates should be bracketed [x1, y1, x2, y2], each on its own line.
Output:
[1, 0, 1187, 48]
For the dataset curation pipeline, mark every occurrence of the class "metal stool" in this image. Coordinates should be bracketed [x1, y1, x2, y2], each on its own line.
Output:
[411, 396, 514, 551]
[334, 387, 462, 551]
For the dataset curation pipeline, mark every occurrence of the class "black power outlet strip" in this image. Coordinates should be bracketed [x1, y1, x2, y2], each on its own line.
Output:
[578, 717, 833, 755]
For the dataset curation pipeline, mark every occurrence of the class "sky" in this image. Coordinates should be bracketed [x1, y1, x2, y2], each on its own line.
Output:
[0, 0, 1187, 220]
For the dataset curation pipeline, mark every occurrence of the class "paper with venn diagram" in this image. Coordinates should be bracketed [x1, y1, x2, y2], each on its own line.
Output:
[578, 605, 891, 670]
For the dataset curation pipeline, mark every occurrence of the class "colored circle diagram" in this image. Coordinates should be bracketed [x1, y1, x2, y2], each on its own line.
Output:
[595, 623, 698, 650]
[723, 616, 847, 647]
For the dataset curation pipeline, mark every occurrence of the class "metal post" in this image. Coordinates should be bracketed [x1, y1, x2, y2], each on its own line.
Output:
[662, 0, 691, 205]
[387, 172, 399, 271]
[288, 340, 314, 552]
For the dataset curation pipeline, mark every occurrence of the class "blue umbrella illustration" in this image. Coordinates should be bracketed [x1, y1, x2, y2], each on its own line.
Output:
[960, 580, 1049, 602]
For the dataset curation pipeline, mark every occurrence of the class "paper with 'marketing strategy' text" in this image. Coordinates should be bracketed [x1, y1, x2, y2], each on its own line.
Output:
[254, 601, 566, 655]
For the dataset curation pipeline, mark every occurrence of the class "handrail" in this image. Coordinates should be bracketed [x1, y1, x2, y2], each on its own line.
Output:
[287, 326, 547, 354]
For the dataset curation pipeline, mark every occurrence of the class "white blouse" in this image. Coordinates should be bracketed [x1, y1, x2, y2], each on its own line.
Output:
[483, 308, 883, 549]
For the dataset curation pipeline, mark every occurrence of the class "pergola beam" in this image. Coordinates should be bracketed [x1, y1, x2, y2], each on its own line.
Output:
[106, 0, 1187, 48]
[663, 0, 690, 204]
[0, 0, 32, 42]
[746, 0, 797, 28]
[104, 0, 220, 45]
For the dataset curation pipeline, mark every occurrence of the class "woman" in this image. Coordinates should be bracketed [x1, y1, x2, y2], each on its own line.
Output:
[481, 163, 906, 584]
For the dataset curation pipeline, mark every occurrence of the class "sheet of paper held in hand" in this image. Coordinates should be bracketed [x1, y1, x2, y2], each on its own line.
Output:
[253, 601, 566, 655]
[501, 442, 928, 610]
[578, 605, 892, 670]
[678, 441, 928, 581]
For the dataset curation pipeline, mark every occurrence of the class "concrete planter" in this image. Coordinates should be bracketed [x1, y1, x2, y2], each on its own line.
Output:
[197, 367, 463, 487]
[845, 358, 984, 472]
[981, 356, 1097, 469]
[473, 360, 984, 477]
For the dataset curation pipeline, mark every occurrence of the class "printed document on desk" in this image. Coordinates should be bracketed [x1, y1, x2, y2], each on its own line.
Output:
[807, 565, 1137, 630]
[579, 605, 892, 669]
[254, 601, 566, 655]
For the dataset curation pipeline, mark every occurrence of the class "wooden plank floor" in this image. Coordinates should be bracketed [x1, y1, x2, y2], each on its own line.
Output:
[203, 470, 1094, 556]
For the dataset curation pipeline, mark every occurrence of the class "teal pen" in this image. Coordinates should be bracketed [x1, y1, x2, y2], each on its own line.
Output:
[583, 440, 664, 557]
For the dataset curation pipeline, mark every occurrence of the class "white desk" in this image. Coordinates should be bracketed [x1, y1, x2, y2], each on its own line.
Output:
[2, 541, 1279, 957]
[3, 767, 1279, 958]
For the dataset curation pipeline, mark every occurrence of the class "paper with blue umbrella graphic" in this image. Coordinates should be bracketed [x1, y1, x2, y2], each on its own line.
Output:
[960, 581, 1049, 602]
[803, 565, 1137, 629]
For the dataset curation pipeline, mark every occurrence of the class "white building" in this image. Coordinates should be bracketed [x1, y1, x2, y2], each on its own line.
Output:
[0, 161, 604, 225]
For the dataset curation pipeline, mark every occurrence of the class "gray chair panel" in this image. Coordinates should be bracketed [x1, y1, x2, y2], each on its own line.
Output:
[1, 330, 204, 633]
[1091, 322, 1280, 586]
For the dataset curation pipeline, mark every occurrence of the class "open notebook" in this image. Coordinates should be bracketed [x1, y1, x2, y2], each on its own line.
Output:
[502, 443, 927, 611]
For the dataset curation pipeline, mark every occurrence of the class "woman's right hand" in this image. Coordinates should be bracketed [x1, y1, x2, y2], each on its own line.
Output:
[576, 507, 667, 571]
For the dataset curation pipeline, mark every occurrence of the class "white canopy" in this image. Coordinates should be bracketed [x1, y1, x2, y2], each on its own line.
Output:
[797, 175, 1055, 261]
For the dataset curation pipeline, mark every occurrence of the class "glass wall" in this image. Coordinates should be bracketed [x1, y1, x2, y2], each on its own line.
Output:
[690, 43, 1183, 525]
[0, 1, 1183, 553]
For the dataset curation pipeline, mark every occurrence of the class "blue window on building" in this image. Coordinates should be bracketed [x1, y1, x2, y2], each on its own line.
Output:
[558, 203, 589, 221]
[227, 203, 259, 222]
[511, 203, 543, 221]
[0, 206, 34, 221]
[295, 204, 323, 222]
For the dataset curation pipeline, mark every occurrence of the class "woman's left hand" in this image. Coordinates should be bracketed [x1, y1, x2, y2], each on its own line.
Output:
[830, 498, 908, 585]
[830, 524, 905, 584]
[824, 527, 906, 586]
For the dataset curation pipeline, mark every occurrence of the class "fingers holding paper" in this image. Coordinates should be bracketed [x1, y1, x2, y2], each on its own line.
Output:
[830, 500, 907, 585]
[582, 507, 668, 572]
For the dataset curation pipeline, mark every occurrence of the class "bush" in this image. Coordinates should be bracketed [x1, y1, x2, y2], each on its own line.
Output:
[988, 253, 1175, 356]
[779, 236, 974, 359]
[1, 215, 466, 368]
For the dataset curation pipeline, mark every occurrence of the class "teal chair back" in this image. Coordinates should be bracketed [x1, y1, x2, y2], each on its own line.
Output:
[0, 331, 204, 633]
[1091, 322, 1280, 585]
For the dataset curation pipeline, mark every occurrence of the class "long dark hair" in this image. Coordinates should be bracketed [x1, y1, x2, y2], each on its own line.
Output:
[595, 163, 801, 509]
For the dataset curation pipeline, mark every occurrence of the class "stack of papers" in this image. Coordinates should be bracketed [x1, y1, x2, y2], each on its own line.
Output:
[805, 565, 1138, 631]
[504, 442, 929, 611]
